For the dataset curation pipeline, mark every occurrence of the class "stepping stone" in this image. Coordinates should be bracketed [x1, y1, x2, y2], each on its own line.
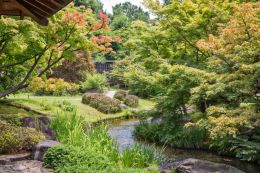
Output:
[0, 160, 53, 173]
[0, 153, 31, 165]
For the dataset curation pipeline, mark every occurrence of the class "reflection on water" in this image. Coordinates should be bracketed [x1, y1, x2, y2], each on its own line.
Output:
[108, 119, 260, 173]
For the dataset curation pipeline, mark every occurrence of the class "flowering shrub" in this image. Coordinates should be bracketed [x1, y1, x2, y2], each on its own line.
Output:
[82, 93, 122, 114]
[29, 77, 79, 96]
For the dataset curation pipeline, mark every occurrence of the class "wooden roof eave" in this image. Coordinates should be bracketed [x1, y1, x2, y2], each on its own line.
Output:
[0, 0, 73, 26]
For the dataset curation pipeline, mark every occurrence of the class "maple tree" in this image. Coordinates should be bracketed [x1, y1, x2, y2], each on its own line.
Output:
[0, 4, 117, 98]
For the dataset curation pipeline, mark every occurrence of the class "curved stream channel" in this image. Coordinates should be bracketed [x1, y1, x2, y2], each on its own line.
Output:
[108, 119, 260, 173]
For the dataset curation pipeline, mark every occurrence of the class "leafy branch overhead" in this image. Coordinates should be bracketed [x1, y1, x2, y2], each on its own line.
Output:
[0, 4, 120, 98]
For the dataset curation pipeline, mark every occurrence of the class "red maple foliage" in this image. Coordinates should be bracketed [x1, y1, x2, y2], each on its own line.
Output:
[91, 11, 110, 31]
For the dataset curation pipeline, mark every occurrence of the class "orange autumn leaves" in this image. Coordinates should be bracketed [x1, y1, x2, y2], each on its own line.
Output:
[63, 9, 122, 54]
[197, 2, 260, 59]
[92, 11, 110, 31]
[91, 35, 122, 53]
[91, 11, 122, 53]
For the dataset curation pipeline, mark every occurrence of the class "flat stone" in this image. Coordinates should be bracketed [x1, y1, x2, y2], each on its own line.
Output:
[12, 164, 27, 171]
[0, 153, 31, 165]
[32, 140, 61, 161]
[0, 160, 53, 173]
[160, 158, 245, 173]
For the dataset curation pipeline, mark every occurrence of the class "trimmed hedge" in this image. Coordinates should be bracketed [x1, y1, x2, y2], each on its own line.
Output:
[124, 95, 139, 108]
[0, 120, 45, 154]
[82, 93, 122, 114]
[114, 90, 139, 108]
[114, 90, 128, 101]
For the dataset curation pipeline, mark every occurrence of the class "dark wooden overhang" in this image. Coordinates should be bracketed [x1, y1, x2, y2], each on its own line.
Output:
[0, 0, 73, 25]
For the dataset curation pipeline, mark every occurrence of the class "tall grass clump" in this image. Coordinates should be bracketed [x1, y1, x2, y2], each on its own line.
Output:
[121, 144, 161, 168]
[44, 111, 159, 173]
[81, 73, 107, 92]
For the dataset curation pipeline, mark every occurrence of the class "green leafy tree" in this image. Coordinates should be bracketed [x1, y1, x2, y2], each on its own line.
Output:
[113, 2, 150, 22]
[74, 0, 103, 13]
[0, 4, 114, 98]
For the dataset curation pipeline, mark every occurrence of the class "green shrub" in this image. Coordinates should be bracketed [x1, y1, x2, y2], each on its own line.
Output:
[80, 73, 107, 92]
[39, 100, 53, 111]
[82, 93, 122, 113]
[134, 119, 207, 149]
[28, 77, 79, 96]
[55, 100, 76, 112]
[124, 95, 139, 107]
[114, 90, 128, 101]
[0, 120, 45, 154]
[44, 145, 114, 173]
[0, 114, 21, 126]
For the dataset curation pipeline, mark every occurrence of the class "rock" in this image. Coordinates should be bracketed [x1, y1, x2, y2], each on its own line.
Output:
[21, 117, 56, 140]
[182, 117, 192, 124]
[120, 103, 128, 109]
[160, 158, 245, 173]
[0, 160, 53, 173]
[105, 90, 116, 98]
[0, 153, 31, 165]
[32, 140, 61, 161]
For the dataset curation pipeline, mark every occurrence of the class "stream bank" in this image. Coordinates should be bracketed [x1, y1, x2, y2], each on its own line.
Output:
[108, 119, 260, 173]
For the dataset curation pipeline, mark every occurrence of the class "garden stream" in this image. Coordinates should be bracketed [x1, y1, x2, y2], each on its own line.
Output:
[108, 119, 260, 173]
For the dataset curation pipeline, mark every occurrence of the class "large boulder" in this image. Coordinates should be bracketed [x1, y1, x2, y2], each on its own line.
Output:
[160, 158, 245, 173]
[32, 140, 61, 161]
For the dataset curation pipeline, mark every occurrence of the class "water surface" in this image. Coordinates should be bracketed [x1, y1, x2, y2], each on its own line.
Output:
[108, 119, 260, 173]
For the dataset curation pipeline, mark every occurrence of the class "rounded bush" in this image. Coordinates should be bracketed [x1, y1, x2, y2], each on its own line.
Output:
[124, 95, 139, 108]
[114, 90, 128, 101]
[0, 120, 45, 154]
[82, 93, 122, 114]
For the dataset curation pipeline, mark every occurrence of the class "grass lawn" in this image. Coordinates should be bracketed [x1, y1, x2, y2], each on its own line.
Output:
[5, 93, 155, 122]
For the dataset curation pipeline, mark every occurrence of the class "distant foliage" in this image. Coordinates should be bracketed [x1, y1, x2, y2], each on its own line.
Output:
[113, 2, 150, 21]
[29, 77, 79, 96]
[0, 120, 45, 154]
[82, 93, 122, 113]
[80, 73, 107, 92]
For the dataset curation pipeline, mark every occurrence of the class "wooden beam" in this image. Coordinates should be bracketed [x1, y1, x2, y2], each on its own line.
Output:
[15, 0, 49, 25]
[0, 0, 73, 25]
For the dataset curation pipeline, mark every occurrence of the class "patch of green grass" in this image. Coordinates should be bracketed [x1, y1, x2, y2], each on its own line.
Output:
[0, 102, 37, 117]
[7, 93, 155, 122]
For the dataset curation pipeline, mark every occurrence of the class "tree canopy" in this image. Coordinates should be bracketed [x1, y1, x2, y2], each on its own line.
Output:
[0, 4, 118, 98]
[112, 2, 150, 22]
